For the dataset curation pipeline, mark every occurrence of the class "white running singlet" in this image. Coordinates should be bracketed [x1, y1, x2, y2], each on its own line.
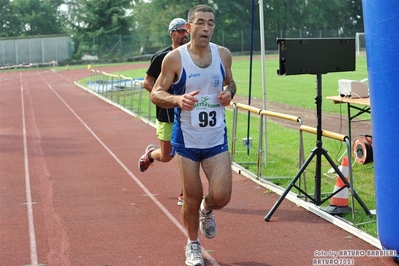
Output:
[171, 43, 227, 149]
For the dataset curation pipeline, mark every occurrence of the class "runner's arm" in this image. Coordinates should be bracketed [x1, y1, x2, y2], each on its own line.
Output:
[218, 46, 237, 106]
[151, 51, 199, 111]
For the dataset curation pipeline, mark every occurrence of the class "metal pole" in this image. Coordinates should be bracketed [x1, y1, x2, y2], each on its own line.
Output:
[259, 0, 268, 165]
[246, 0, 255, 156]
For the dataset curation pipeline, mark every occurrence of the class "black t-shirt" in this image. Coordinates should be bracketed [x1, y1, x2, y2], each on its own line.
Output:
[146, 46, 174, 123]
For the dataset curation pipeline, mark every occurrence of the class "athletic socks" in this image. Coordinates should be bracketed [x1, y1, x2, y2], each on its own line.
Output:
[200, 198, 211, 214]
[188, 238, 200, 245]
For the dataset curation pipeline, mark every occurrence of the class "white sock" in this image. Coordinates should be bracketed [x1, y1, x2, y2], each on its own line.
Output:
[188, 238, 200, 244]
[200, 198, 211, 214]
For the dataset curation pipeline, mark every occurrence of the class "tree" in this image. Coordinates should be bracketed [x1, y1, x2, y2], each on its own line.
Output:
[68, 0, 133, 58]
[10, 0, 64, 36]
[1, 0, 366, 59]
[263, 0, 364, 37]
[211, 0, 256, 48]
[0, 0, 19, 37]
[131, 0, 254, 52]
[343, 0, 364, 35]
[131, 0, 203, 52]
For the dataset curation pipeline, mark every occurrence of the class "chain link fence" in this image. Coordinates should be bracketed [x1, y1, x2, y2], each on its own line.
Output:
[1, 28, 363, 67]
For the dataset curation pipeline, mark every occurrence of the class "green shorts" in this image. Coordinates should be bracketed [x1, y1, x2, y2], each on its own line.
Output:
[156, 120, 173, 141]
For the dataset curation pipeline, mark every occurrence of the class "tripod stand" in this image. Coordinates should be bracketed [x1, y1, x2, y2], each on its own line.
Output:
[264, 73, 371, 221]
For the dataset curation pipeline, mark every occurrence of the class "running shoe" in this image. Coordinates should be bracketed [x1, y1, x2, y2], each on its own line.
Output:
[185, 241, 204, 266]
[138, 144, 156, 172]
[199, 209, 217, 239]
[177, 193, 184, 206]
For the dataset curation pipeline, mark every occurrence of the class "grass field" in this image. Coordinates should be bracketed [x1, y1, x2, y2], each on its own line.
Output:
[76, 54, 378, 238]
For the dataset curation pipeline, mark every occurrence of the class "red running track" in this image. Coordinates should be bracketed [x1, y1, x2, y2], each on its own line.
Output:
[0, 66, 396, 266]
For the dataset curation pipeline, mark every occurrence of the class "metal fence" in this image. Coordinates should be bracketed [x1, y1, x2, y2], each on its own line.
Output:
[0, 35, 72, 66]
[77, 28, 362, 60]
[87, 70, 155, 121]
[0, 28, 363, 66]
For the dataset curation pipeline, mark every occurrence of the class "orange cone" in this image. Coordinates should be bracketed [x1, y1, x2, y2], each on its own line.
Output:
[323, 156, 352, 215]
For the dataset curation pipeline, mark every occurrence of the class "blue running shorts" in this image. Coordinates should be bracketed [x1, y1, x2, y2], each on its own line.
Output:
[174, 143, 229, 162]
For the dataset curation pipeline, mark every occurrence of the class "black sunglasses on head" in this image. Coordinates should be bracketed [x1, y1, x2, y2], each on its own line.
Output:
[173, 29, 187, 33]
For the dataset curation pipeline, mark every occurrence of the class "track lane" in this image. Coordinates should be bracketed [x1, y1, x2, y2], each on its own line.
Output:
[1, 72, 34, 265]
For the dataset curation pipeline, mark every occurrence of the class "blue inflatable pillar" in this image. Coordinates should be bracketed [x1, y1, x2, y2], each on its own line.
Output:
[362, 0, 399, 256]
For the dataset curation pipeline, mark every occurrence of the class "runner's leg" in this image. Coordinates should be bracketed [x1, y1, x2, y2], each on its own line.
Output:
[201, 151, 232, 211]
[175, 153, 203, 240]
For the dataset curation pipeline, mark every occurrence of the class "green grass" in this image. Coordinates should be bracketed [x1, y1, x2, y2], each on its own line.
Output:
[232, 55, 369, 114]
[76, 54, 377, 237]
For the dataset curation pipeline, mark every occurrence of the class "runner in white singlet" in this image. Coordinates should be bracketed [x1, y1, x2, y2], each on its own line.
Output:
[151, 5, 237, 266]
[171, 43, 227, 150]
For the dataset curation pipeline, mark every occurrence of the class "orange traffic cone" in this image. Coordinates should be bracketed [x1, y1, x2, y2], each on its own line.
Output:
[323, 156, 352, 215]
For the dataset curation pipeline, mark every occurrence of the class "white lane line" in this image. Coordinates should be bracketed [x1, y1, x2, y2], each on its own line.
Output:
[38, 71, 220, 266]
[20, 72, 39, 266]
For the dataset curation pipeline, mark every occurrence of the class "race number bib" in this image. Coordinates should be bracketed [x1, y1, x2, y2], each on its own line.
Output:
[191, 94, 223, 128]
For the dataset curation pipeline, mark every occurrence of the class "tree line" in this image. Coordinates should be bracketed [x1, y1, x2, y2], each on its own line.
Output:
[1, 0, 364, 60]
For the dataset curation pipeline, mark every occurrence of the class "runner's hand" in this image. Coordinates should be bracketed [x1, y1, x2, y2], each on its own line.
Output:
[218, 90, 233, 106]
[180, 90, 199, 111]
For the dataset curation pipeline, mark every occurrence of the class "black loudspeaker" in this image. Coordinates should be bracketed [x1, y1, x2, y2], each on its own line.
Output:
[277, 38, 356, 76]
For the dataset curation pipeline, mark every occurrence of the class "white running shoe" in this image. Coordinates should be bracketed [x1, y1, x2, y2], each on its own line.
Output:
[185, 241, 204, 266]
